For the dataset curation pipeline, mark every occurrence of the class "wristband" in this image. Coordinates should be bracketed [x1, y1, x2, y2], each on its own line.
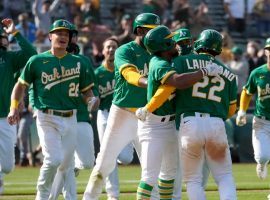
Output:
[10, 99, 19, 110]
[200, 68, 207, 76]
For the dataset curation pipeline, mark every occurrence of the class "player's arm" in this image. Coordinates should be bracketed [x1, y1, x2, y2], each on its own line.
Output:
[227, 102, 237, 118]
[121, 66, 147, 88]
[236, 89, 253, 126]
[7, 81, 28, 125]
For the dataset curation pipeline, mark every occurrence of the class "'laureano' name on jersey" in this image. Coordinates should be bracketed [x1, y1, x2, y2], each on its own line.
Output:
[185, 59, 236, 81]
[42, 62, 81, 85]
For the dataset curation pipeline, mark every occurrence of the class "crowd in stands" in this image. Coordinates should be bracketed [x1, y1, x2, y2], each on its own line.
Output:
[0, 0, 269, 166]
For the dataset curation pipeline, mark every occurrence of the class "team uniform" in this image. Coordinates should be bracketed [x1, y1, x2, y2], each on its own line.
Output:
[83, 40, 150, 200]
[63, 55, 97, 200]
[137, 56, 178, 199]
[95, 63, 134, 199]
[19, 50, 93, 200]
[0, 31, 36, 192]
[174, 53, 238, 200]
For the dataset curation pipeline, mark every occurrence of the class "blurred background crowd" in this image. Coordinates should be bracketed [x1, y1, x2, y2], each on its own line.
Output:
[1, 0, 269, 166]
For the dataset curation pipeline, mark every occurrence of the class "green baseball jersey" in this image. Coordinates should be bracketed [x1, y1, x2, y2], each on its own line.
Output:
[0, 32, 37, 117]
[173, 54, 237, 120]
[113, 41, 151, 108]
[19, 51, 93, 110]
[244, 64, 270, 119]
[76, 54, 97, 122]
[95, 64, 115, 111]
[147, 56, 176, 116]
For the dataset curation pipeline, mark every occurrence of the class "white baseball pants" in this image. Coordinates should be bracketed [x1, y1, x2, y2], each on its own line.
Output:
[252, 116, 270, 164]
[35, 110, 77, 200]
[180, 113, 237, 200]
[97, 109, 134, 198]
[0, 118, 16, 175]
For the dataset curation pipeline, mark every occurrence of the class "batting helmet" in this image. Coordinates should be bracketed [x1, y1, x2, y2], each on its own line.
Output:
[173, 28, 192, 43]
[194, 29, 222, 55]
[133, 13, 160, 34]
[143, 25, 176, 54]
[264, 38, 270, 49]
[49, 19, 71, 33]
[69, 23, 78, 35]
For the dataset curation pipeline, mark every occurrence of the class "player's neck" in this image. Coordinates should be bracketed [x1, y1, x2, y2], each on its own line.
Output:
[50, 48, 67, 58]
[103, 59, 114, 72]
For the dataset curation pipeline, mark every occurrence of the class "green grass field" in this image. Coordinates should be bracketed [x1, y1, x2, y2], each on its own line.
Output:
[1, 163, 270, 199]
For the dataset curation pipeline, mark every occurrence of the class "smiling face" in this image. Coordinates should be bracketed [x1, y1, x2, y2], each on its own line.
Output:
[102, 39, 118, 62]
[49, 29, 70, 50]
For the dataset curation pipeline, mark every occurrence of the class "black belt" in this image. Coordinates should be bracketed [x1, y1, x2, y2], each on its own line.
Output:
[161, 115, 175, 122]
[42, 109, 73, 117]
[257, 116, 270, 121]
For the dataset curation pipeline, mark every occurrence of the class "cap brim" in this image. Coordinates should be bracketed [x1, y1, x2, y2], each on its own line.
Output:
[165, 32, 177, 39]
[141, 24, 159, 29]
[50, 27, 70, 33]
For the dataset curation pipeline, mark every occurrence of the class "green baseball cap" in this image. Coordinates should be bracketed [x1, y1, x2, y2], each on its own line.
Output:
[231, 46, 243, 55]
[173, 28, 192, 43]
[264, 38, 270, 49]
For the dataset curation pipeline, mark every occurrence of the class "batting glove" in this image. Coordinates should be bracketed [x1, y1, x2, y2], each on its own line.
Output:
[236, 110, 247, 126]
[87, 96, 99, 112]
[201, 62, 222, 78]
[135, 107, 149, 121]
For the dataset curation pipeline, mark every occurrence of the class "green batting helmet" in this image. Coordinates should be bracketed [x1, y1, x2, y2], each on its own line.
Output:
[133, 13, 160, 34]
[49, 19, 71, 33]
[143, 25, 176, 54]
[173, 28, 192, 43]
[194, 29, 222, 55]
[264, 38, 270, 49]
[69, 23, 78, 34]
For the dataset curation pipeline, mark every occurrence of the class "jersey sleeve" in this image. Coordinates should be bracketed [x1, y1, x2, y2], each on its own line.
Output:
[114, 45, 137, 73]
[154, 60, 176, 84]
[172, 56, 185, 74]
[11, 32, 37, 72]
[244, 70, 257, 95]
[18, 56, 36, 86]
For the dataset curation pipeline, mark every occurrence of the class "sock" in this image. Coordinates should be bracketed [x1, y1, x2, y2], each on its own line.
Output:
[137, 181, 153, 200]
[158, 178, 174, 200]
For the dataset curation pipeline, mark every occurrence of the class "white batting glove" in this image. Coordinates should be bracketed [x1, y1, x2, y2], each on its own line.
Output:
[87, 96, 99, 112]
[236, 110, 247, 126]
[201, 62, 223, 77]
[135, 107, 149, 121]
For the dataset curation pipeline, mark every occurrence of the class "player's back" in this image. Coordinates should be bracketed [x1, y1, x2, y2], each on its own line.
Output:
[173, 53, 237, 120]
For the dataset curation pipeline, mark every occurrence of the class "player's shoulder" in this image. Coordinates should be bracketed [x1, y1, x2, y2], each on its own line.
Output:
[115, 41, 134, 54]
[251, 64, 267, 75]
[28, 51, 52, 62]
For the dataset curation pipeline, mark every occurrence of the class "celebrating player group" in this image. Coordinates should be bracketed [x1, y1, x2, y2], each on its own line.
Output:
[1, 10, 270, 200]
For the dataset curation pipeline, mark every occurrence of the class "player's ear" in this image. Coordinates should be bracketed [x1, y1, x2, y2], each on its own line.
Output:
[48, 33, 52, 42]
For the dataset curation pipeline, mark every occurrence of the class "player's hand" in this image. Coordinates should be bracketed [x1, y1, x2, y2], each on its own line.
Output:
[7, 109, 20, 125]
[135, 107, 149, 121]
[87, 96, 100, 112]
[203, 62, 223, 77]
[1, 18, 16, 35]
[236, 110, 247, 126]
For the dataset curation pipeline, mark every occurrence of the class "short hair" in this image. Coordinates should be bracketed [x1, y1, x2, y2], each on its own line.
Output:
[103, 37, 119, 47]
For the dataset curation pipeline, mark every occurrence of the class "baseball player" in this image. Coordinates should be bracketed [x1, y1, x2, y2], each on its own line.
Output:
[7, 19, 95, 200]
[62, 23, 99, 200]
[83, 13, 161, 200]
[135, 25, 222, 200]
[236, 38, 270, 199]
[0, 18, 36, 193]
[173, 27, 211, 195]
[95, 37, 134, 200]
[175, 29, 237, 200]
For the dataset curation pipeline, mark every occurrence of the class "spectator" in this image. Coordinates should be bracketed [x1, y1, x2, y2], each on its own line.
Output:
[2, 0, 26, 20]
[110, 5, 125, 31]
[32, 0, 61, 33]
[80, 16, 112, 65]
[217, 30, 234, 65]
[190, 0, 213, 38]
[245, 40, 266, 74]
[227, 46, 249, 103]
[224, 0, 246, 33]
[10, 13, 36, 43]
[50, 0, 71, 22]
[252, 0, 270, 37]
[34, 29, 50, 53]
[142, 0, 169, 18]
[172, 0, 193, 28]
[113, 14, 134, 45]
[80, 0, 101, 23]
